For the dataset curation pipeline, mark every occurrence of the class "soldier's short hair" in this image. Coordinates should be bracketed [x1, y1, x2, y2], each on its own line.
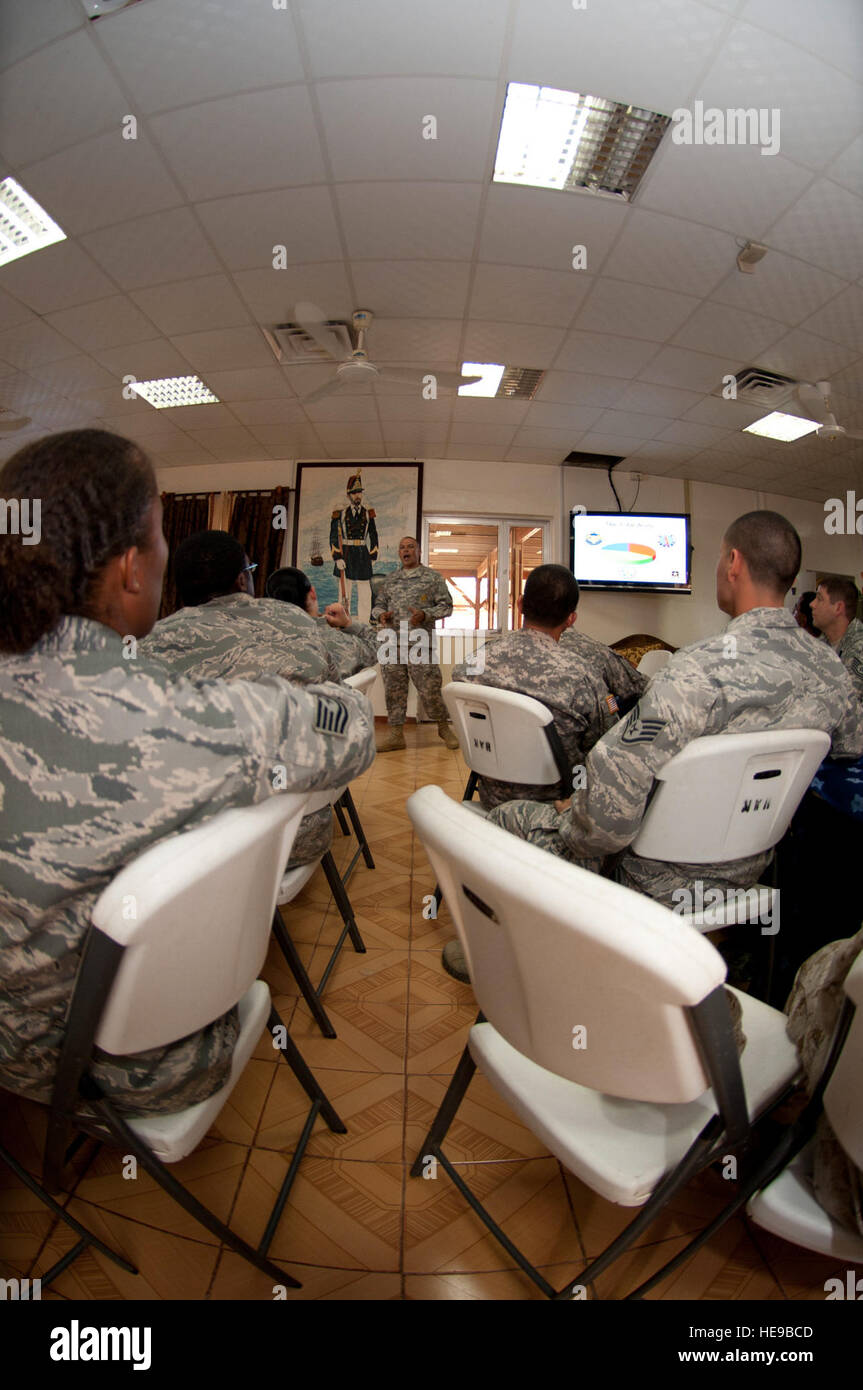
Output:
[723, 511, 801, 596]
[0, 429, 156, 653]
[266, 565, 312, 610]
[175, 530, 246, 606]
[818, 574, 860, 620]
[521, 564, 580, 626]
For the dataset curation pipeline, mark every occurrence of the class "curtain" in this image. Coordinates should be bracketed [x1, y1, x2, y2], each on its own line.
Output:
[159, 492, 214, 618]
[225, 487, 290, 597]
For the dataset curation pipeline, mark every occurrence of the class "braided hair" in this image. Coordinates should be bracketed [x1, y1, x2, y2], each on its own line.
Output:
[0, 429, 157, 653]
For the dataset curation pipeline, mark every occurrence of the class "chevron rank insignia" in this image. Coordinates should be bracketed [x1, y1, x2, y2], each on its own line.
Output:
[620, 708, 666, 744]
[314, 694, 349, 737]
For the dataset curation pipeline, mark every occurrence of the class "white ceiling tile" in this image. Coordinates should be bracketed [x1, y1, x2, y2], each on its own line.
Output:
[709, 252, 846, 324]
[0, 242, 115, 313]
[450, 398, 531, 425]
[521, 403, 604, 432]
[168, 326, 274, 372]
[507, 0, 728, 115]
[766, 180, 863, 281]
[151, 89, 326, 202]
[797, 288, 863, 353]
[93, 339, 196, 380]
[229, 398, 306, 426]
[95, 0, 305, 113]
[832, 359, 863, 401]
[554, 332, 659, 379]
[19, 131, 182, 236]
[71, 385, 156, 417]
[758, 330, 860, 382]
[671, 302, 786, 359]
[638, 144, 811, 240]
[0, 320, 79, 370]
[700, 21, 863, 171]
[44, 296, 156, 352]
[373, 395, 451, 423]
[469, 265, 592, 328]
[567, 432, 643, 458]
[157, 404, 238, 430]
[613, 382, 705, 416]
[449, 423, 517, 448]
[369, 319, 462, 363]
[197, 189, 344, 270]
[602, 210, 738, 297]
[352, 262, 471, 319]
[445, 445, 510, 462]
[478, 184, 626, 274]
[81, 209, 223, 290]
[318, 78, 498, 182]
[130, 275, 251, 337]
[591, 409, 675, 439]
[27, 355, 117, 395]
[741, 0, 863, 85]
[462, 322, 565, 367]
[233, 266, 354, 325]
[638, 345, 741, 391]
[535, 371, 627, 408]
[381, 426, 449, 451]
[514, 425, 599, 450]
[631, 441, 703, 468]
[150, 446, 216, 466]
[297, 0, 507, 80]
[248, 424, 325, 451]
[336, 183, 482, 261]
[0, 286, 36, 333]
[99, 413, 186, 443]
[198, 369, 288, 403]
[312, 423, 385, 446]
[683, 397, 767, 429]
[0, 31, 128, 165]
[657, 420, 736, 448]
[303, 396, 380, 423]
[827, 133, 863, 200]
[505, 447, 564, 466]
[186, 425, 265, 453]
[575, 280, 700, 343]
[0, 0, 82, 71]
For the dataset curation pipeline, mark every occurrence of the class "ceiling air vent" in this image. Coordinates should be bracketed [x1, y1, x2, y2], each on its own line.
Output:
[496, 367, 545, 400]
[563, 451, 627, 469]
[262, 320, 353, 366]
[721, 367, 797, 410]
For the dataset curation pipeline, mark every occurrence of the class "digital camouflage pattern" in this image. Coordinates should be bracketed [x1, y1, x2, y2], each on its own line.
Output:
[490, 607, 863, 903]
[142, 593, 349, 866]
[314, 615, 378, 680]
[810, 619, 863, 821]
[452, 627, 621, 808]
[371, 563, 453, 725]
[559, 626, 649, 706]
[836, 617, 863, 702]
[0, 616, 375, 1115]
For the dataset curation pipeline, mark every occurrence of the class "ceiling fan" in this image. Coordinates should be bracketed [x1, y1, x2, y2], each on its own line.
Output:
[281, 303, 483, 405]
[796, 380, 863, 442]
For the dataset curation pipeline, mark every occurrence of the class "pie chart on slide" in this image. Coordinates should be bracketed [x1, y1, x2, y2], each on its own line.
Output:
[603, 541, 656, 564]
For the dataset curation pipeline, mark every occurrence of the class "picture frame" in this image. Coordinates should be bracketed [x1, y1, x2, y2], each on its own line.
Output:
[292, 461, 424, 622]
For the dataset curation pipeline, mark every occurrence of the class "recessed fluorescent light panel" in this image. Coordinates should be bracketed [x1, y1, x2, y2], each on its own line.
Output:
[494, 83, 670, 200]
[458, 363, 545, 400]
[131, 376, 219, 409]
[0, 178, 66, 267]
[80, 0, 147, 18]
[459, 363, 506, 398]
[744, 412, 820, 442]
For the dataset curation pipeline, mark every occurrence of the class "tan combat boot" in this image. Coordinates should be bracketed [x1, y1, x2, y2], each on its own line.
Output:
[437, 720, 460, 750]
[376, 725, 406, 752]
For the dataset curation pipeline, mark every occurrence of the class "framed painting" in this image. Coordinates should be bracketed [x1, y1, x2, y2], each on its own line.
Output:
[292, 462, 423, 622]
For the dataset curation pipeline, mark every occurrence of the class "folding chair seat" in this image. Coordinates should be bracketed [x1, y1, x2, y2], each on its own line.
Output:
[40, 793, 348, 1290]
[408, 786, 801, 1300]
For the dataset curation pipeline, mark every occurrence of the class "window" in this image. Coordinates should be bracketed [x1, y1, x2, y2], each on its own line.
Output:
[423, 516, 550, 632]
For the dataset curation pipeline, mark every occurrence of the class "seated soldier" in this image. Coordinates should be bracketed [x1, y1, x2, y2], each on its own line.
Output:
[489, 512, 862, 908]
[266, 564, 378, 680]
[559, 622, 648, 714]
[142, 531, 369, 868]
[0, 430, 374, 1116]
[811, 576, 863, 699]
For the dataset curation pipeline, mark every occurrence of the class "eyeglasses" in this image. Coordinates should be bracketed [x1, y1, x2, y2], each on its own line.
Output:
[241, 562, 258, 574]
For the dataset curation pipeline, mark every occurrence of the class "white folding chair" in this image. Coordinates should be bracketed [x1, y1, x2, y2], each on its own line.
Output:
[330, 667, 377, 881]
[408, 785, 800, 1300]
[636, 648, 671, 676]
[42, 793, 347, 1289]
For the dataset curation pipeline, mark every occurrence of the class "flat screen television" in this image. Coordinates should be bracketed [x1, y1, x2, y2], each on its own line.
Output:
[570, 511, 691, 593]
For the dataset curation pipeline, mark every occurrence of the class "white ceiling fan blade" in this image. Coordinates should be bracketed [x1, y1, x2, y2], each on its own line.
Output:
[293, 301, 351, 361]
[796, 381, 831, 423]
[300, 378, 348, 405]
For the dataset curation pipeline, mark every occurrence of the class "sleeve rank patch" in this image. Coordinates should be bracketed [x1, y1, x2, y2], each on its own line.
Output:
[620, 708, 666, 744]
[314, 694, 349, 737]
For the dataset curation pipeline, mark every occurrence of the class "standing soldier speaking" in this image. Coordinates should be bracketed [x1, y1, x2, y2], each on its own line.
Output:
[372, 536, 460, 752]
[329, 472, 378, 622]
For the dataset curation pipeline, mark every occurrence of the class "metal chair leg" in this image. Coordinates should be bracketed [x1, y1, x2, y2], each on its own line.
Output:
[409, 1030, 479, 1178]
[267, 1006, 346, 1135]
[271, 909, 337, 1038]
[340, 788, 375, 869]
[321, 851, 365, 954]
[333, 800, 350, 836]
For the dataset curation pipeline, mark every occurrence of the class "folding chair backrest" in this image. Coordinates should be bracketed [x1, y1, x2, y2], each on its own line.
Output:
[408, 786, 727, 1104]
[442, 682, 568, 786]
[824, 954, 863, 1169]
[90, 793, 308, 1055]
[631, 730, 830, 864]
[344, 666, 378, 698]
[637, 648, 671, 676]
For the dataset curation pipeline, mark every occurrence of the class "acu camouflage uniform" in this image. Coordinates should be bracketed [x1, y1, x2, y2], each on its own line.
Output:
[314, 615, 378, 680]
[836, 617, 863, 702]
[452, 628, 621, 809]
[559, 626, 648, 709]
[0, 616, 375, 1115]
[371, 563, 452, 725]
[811, 616, 863, 820]
[142, 593, 351, 867]
[490, 607, 863, 905]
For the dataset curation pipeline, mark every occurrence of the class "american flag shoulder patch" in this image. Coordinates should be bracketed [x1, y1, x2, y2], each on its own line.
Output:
[314, 694, 349, 737]
[605, 693, 619, 714]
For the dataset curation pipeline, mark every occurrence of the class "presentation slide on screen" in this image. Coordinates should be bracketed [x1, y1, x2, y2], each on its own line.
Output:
[572, 513, 689, 586]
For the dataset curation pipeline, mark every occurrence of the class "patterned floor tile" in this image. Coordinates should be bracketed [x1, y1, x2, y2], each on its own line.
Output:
[257, 1068, 405, 1162]
[209, 1253, 402, 1300]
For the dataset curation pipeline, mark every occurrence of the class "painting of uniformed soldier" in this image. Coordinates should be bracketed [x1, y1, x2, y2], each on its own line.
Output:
[329, 472, 379, 623]
[292, 462, 423, 620]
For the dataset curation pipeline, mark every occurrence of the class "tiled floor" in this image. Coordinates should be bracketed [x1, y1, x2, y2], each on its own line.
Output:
[0, 728, 845, 1301]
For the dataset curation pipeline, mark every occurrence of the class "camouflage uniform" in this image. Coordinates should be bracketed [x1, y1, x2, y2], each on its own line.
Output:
[490, 607, 863, 905]
[142, 594, 345, 867]
[452, 628, 621, 809]
[559, 626, 648, 707]
[0, 616, 375, 1114]
[371, 564, 453, 725]
[836, 617, 863, 702]
[314, 615, 378, 680]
